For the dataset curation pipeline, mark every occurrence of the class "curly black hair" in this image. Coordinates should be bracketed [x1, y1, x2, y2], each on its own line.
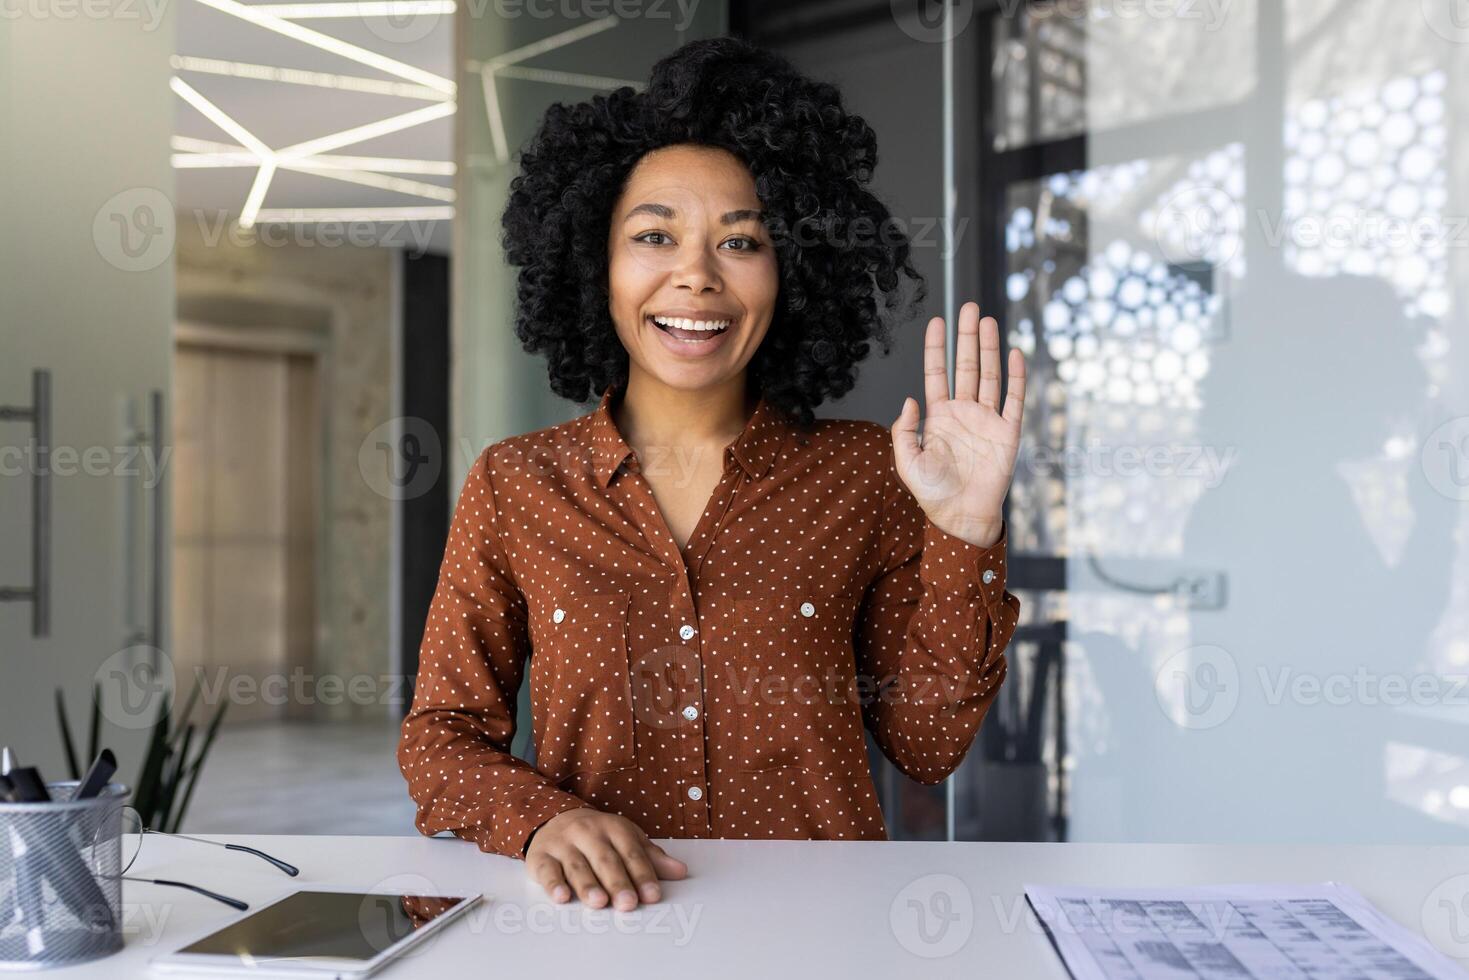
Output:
[500, 35, 926, 428]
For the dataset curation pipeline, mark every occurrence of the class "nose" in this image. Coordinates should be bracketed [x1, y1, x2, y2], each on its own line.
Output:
[669, 241, 722, 293]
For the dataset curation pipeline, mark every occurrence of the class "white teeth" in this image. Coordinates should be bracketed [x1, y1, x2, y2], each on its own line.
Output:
[651, 315, 730, 332]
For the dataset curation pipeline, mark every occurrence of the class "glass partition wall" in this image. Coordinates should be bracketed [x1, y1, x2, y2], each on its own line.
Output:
[981, 0, 1468, 844]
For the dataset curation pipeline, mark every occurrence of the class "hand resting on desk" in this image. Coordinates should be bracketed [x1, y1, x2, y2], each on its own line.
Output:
[526, 808, 687, 911]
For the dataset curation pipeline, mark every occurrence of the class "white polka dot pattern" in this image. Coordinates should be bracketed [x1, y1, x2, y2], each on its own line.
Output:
[396, 383, 1021, 859]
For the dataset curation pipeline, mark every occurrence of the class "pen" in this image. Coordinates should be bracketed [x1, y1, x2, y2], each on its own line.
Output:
[75, 749, 117, 800]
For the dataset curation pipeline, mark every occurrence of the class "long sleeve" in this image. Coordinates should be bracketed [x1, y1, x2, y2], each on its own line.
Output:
[854, 453, 1021, 784]
[397, 446, 592, 859]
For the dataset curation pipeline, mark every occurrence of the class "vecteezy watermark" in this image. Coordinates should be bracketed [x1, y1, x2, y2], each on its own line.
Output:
[1421, 416, 1469, 501]
[1154, 644, 1239, 730]
[359, 417, 444, 502]
[1257, 666, 1469, 709]
[1156, 644, 1469, 730]
[1257, 209, 1469, 254]
[1421, 0, 1469, 44]
[1021, 441, 1236, 489]
[358, 873, 704, 946]
[897, 0, 1236, 45]
[461, 0, 703, 30]
[190, 209, 441, 256]
[0, 441, 171, 487]
[0, 0, 169, 30]
[891, 874, 974, 958]
[93, 188, 176, 273]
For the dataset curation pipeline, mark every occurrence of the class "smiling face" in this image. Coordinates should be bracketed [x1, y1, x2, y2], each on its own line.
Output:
[606, 143, 779, 393]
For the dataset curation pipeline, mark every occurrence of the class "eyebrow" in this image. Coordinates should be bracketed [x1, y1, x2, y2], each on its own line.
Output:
[624, 203, 765, 225]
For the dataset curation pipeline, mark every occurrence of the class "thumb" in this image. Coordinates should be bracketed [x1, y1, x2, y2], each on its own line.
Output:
[891, 396, 921, 476]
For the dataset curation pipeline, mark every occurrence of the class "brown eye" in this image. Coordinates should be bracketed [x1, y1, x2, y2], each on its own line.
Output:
[633, 231, 671, 246]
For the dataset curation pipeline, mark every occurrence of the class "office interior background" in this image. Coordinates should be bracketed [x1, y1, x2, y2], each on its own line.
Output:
[2, 0, 1467, 848]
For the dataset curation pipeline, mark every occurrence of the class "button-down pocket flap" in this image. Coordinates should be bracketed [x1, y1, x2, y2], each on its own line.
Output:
[729, 588, 868, 777]
[529, 592, 637, 780]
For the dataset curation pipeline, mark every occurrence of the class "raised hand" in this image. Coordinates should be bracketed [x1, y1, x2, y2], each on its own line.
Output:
[890, 301, 1025, 549]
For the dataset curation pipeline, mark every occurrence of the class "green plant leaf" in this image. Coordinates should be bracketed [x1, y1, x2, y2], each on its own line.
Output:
[55, 687, 80, 780]
[131, 691, 172, 826]
[168, 677, 201, 750]
[87, 680, 101, 766]
[162, 724, 195, 834]
[171, 695, 228, 834]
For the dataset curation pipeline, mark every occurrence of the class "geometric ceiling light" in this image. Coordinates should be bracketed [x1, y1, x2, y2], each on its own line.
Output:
[172, 76, 455, 226]
[171, 56, 449, 102]
[171, 137, 455, 176]
[173, 0, 455, 228]
[469, 16, 641, 164]
[189, 0, 454, 95]
[248, 1, 455, 18]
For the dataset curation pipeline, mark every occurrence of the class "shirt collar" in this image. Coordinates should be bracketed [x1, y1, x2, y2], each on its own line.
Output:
[588, 382, 789, 489]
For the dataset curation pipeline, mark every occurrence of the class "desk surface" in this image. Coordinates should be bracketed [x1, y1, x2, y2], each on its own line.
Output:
[43, 835, 1469, 978]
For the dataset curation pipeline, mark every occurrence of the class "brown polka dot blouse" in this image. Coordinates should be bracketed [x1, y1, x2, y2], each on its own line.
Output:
[397, 382, 1020, 859]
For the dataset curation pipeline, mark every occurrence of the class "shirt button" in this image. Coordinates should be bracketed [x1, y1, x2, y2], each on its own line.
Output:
[982, 569, 996, 585]
[682, 705, 699, 721]
[552, 608, 565, 624]
[799, 602, 815, 618]
[687, 786, 703, 801]
[679, 624, 695, 641]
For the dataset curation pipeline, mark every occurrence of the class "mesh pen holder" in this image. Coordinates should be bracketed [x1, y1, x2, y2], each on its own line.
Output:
[0, 781, 128, 971]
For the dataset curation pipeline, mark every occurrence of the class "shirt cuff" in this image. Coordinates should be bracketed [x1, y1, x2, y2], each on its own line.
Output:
[918, 517, 1010, 612]
[493, 784, 596, 860]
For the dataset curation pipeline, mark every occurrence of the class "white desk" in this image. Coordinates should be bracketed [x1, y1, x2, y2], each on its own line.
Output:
[40, 835, 1469, 978]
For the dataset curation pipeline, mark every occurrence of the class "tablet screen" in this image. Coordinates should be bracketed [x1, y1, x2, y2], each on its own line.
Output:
[176, 889, 474, 963]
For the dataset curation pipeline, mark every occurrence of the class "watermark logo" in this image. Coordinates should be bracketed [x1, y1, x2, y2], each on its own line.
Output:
[1422, 0, 1469, 44]
[93, 645, 176, 730]
[358, 874, 451, 959]
[1421, 874, 1469, 958]
[1421, 416, 1469, 501]
[363, 0, 444, 44]
[359, 416, 443, 501]
[893, 0, 975, 44]
[890, 873, 973, 958]
[93, 188, 175, 273]
[1155, 644, 1238, 729]
[629, 645, 703, 730]
[1147, 184, 1242, 266]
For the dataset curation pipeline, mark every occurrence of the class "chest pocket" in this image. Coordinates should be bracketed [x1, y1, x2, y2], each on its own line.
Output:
[729, 587, 869, 778]
[528, 592, 637, 780]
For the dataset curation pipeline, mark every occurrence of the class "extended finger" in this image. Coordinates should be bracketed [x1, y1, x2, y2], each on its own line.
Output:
[954, 302, 982, 402]
[1001, 347, 1027, 426]
[977, 313, 1001, 411]
[923, 315, 949, 407]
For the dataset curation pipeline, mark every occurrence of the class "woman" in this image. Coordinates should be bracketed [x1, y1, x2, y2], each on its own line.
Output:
[397, 36, 1024, 913]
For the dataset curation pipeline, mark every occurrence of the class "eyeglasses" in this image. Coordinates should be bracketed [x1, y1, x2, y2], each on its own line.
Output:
[90, 805, 298, 910]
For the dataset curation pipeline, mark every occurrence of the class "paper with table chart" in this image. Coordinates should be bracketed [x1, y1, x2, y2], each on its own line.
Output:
[1024, 883, 1465, 979]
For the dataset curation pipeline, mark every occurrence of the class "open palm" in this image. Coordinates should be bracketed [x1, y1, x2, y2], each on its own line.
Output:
[890, 302, 1026, 549]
